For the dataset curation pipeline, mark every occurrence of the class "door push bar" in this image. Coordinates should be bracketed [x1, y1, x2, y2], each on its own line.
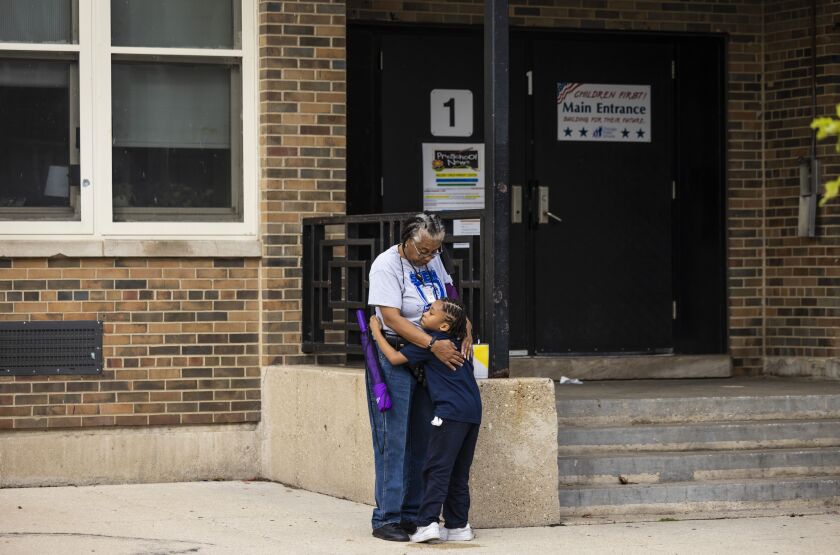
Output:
[510, 184, 562, 224]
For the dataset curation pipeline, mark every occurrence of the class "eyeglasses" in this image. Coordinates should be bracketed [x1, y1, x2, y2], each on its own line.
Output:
[409, 239, 442, 259]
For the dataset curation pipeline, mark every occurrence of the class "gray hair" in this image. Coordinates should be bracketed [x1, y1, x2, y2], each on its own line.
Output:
[400, 212, 446, 244]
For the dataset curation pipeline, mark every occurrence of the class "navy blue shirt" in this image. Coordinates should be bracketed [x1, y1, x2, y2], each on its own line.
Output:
[401, 331, 482, 424]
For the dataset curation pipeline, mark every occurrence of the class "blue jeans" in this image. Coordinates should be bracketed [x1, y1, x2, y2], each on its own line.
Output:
[365, 346, 433, 529]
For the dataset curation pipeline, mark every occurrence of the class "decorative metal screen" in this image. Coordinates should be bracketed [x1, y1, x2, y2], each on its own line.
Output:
[302, 211, 485, 355]
[0, 320, 103, 376]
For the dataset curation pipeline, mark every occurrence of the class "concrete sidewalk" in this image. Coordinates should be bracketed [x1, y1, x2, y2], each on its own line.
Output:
[0, 482, 837, 554]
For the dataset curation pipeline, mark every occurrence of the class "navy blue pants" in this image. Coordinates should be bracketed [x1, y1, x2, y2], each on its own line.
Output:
[416, 419, 480, 529]
[366, 347, 433, 529]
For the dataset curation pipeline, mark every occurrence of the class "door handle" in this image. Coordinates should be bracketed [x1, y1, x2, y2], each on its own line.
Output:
[511, 185, 522, 223]
[537, 186, 562, 224]
[544, 210, 563, 223]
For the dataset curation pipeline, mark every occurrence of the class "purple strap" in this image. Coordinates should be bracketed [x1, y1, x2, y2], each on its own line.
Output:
[445, 283, 460, 300]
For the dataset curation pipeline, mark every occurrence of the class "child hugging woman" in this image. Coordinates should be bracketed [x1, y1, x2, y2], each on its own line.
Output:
[370, 297, 482, 543]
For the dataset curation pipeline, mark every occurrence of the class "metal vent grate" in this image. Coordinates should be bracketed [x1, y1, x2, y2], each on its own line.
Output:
[0, 320, 103, 376]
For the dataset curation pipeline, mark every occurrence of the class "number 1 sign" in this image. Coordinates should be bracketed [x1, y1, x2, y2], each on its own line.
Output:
[430, 89, 473, 137]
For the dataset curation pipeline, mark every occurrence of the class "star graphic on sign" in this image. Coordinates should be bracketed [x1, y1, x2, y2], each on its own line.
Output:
[563, 127, 572, 137]
[579, 128, 588, 137]
[621, 128, 630, 138]
[636, 129, 645, 138]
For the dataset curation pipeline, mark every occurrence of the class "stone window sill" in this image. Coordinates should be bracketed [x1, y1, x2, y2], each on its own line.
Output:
[0, 239, 263, 258]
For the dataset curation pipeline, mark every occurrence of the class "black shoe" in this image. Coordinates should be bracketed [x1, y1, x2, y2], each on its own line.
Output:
[372, 523, 410, 542]
[399, 520, 417, 534]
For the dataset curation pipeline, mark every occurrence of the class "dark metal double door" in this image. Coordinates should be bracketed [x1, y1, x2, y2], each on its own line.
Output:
[349, 27, 725, 356]
[510, 37, 675, 354]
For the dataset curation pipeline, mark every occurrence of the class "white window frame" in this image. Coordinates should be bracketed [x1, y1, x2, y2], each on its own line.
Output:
[0, 0, 258, 241]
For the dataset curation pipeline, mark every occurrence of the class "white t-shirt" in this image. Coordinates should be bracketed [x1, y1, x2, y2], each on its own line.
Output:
[368, 245, 453, 333]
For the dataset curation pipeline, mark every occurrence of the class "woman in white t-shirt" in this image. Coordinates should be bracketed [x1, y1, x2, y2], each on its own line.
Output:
[365, 212, 472, 542]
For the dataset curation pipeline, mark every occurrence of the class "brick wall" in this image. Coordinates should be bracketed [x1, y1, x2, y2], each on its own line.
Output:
[259, 0, 347, 366]
[764, 0, 840, 359]
[0, 0, 350, 431]
[348, 0, 767, 372]
[0, 258, 261, 430]
[3, 0, 838, 431]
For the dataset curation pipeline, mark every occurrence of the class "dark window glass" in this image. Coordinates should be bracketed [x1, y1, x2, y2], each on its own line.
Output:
[0, 59, 79, 220]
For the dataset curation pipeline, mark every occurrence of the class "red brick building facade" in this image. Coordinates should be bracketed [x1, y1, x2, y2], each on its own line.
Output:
[1, 0, 839, 432]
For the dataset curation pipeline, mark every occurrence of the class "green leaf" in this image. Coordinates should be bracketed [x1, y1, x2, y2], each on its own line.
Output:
[811, 117, 840, 140]
[819, 177, 840, 207]
[811, 117, 834, 129]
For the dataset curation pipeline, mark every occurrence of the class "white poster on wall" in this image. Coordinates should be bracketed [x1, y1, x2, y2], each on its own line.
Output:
[556, 83, 651, 143]
[422, 143, 485, 211]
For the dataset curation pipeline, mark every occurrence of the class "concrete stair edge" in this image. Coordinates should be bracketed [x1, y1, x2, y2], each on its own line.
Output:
[558, 476, 840, 515]
[556, 418, 840, 453]
[557, 447, 840, 485]
[555, 394, 840, 425]
[512, 354, 732, 381]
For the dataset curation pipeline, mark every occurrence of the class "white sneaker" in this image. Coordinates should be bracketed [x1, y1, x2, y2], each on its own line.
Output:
[409, 521, 440, 543]
[440, 523, 475, 541]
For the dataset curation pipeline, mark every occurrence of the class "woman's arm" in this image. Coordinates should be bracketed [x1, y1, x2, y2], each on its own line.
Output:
[380, 307, 465, 370]
[369, 315, 409, 366]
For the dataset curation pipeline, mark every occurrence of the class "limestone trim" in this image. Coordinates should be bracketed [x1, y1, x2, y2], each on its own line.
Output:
[0, 239, 263, 258]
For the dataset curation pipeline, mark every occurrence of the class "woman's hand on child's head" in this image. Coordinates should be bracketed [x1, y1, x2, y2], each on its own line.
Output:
[369, 315, 381, 333]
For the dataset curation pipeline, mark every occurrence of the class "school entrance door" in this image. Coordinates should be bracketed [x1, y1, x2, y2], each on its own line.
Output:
[347, 26, 727, 356]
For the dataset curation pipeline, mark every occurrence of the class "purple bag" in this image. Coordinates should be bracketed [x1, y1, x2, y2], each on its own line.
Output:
[356, 309, 392, 412]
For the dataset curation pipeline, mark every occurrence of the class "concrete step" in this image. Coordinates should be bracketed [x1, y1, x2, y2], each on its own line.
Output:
[558, 476, 840, 516]
[557, 418, 840, 454]
[558, 447, 840, 485]
[555, 379, 840, 426]
[510, 354, 731, 380]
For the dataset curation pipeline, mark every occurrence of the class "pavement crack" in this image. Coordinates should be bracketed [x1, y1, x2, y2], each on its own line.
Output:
[0, 531, 213, 546]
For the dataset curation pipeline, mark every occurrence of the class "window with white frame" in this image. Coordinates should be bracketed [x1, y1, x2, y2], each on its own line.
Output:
[0, 0, 257, 238]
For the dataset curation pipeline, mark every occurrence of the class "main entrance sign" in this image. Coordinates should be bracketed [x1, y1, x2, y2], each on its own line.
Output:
[557, 83, 651, 142]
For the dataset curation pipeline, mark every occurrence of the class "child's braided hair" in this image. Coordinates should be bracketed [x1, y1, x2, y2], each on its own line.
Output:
[439, 297, 468, 340]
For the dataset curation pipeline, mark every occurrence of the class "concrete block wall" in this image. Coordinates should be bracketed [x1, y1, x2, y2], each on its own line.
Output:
[261, 366, 561, 528]
[1, 367, 560, 529]
[0, 424, 260, 487]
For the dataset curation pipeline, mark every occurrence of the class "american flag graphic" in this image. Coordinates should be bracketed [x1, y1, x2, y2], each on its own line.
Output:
[556, 82, 582, 103]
